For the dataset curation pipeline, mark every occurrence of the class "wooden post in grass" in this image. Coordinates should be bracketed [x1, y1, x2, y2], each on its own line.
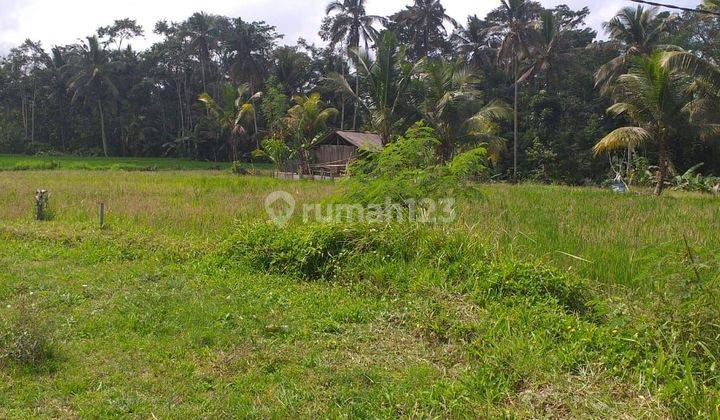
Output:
[34, 189, 49, 221]
[98, 202, 105, 228]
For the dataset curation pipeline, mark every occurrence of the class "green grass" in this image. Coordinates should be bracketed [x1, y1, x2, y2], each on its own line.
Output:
[0, 165, 718, 417]
[0, 154, 271, 172]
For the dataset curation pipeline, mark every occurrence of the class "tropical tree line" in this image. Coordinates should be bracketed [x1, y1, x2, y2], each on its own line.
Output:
[0, 0, 719, 187]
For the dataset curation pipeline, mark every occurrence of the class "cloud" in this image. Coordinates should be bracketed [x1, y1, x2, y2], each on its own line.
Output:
[0, 0, 704, 55]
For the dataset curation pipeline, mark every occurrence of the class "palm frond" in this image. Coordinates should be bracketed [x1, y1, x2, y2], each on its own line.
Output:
[661, 51, 720, 88]
[593, 127, 652, 156]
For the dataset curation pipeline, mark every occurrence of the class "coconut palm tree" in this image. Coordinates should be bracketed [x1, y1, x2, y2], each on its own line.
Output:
[418, 59, 511, 161]
[595, 5, 673, 93]
[238, 84, 264, 148]
[273, 46, 312, 96]
[284, 92, 339, 172]
[452, 15, 497, 70]
[325, 0, 386, 130]
[66, 36, 121, 157]
[518, 10, 569, 89]
[198, 83, 260, 161]
[662, 50, 720, 139]
[593, 54, 688, 195]
[491, 0, 537, 181]
[185, 12, 219, 93]
[47, 47, 69, 151]
[325, 32, 421, 142]
[392, 0, 458, 57]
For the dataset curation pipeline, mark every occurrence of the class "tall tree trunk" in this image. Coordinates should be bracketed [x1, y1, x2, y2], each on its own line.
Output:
[21, 93, 28, 143]
[654, 131, 669, 196]
[513, 52, 519, 183]
[200, 58, 207, 94]
[58, 98, 66, 152]
[253, 108, 259, 149]
[98, 99, 109, 157]
[340, 98, 345, 130]
[176, 77, 184, 136]
[353, 70, 359, 131]
[340, 58, 346, 130]
[6, 106, 11, 147]
[184, 74, 193, 131]
[30, 88, 36, 144]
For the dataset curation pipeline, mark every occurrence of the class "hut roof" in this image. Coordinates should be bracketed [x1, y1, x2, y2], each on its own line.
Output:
[333, 131, 383, 151]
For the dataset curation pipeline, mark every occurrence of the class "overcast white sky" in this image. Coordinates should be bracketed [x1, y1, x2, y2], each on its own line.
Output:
[0, 0, 702, 54]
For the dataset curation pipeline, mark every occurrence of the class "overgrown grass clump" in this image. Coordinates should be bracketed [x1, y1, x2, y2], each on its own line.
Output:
[214, 221, 719, 417]
[0, 302, 54, 370]
[214, 222, 591, 312]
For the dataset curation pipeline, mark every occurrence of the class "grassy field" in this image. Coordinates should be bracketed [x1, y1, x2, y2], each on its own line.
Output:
[0, 164, 718, 417]
[0, 154, 272, 172]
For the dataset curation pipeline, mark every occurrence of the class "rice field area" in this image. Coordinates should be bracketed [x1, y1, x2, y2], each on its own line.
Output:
[0, 160, 718, 417]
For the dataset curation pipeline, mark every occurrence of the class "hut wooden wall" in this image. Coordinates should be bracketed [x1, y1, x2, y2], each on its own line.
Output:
[313, 145, 357, 164]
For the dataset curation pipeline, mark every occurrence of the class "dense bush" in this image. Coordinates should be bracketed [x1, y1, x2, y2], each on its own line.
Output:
[340, 122, 490, 205]
[671, 164, 720, 194]
[448, 147, 489, 181]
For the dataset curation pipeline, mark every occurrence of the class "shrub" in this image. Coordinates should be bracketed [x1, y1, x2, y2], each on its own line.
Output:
[365, 121, 440, 176]
[230, 161, 250, 175]
[215, 221, 594, 317]
[215, 222, 399, 280]
[671, 164, 720, 194]
[261, 138, 292, 170]
[448, 147, 489, 181]
[339, 122, 484, 205]
[0, 305, 54, 367]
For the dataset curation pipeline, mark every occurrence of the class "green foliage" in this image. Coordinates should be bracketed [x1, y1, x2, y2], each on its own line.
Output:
[216, 220, 593, 312]
[229, 161, 250, 175]
[365, 121, 439, 175]
[448, 147, 489, 180]
[260, 138, 292, 169]
[672, 164, 720, 194]
[260, 75, 289, 135]
[214, 222, 389, 280]
[340, 122, 460, 204]
[0, 301, 54, 368]
[340, 122, 490, 204]
[0, 170, 719, 416]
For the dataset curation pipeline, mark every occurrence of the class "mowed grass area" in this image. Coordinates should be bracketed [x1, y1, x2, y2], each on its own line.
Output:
[0, 167, 718, 417]
[0, 154, 272, 172]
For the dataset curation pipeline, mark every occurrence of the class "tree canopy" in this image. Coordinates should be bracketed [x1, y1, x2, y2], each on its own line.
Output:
[1, 2, 719, 188]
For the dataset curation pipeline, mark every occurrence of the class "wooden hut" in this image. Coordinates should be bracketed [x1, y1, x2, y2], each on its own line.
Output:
[309, 131, 383, 176]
